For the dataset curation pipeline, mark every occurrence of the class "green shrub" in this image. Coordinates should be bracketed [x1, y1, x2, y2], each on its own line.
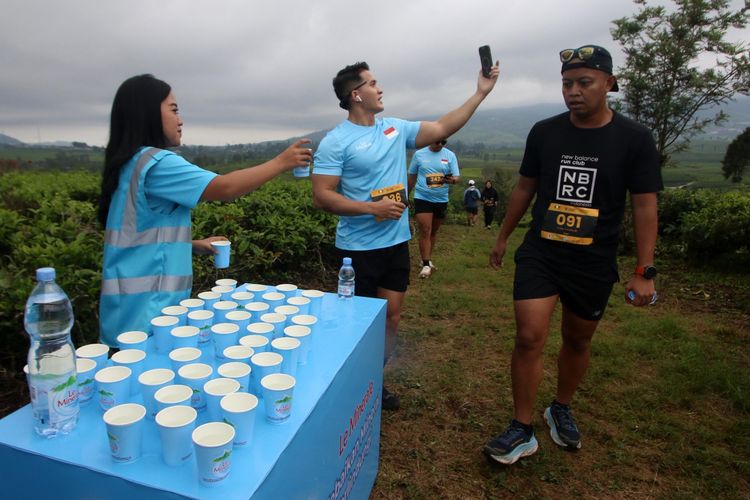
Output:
[680, 191, 750, 259]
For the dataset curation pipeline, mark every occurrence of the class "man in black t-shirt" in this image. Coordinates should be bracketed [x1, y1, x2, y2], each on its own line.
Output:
[483, 45, 663, 465]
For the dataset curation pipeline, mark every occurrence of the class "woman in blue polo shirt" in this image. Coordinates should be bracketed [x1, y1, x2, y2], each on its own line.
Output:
[98, 74, 311, 347]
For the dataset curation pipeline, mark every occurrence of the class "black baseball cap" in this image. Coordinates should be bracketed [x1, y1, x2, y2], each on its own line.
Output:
[560, 45, 619, 92]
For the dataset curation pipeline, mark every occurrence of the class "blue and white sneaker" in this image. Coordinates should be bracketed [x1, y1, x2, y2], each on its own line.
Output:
[483, 420, 539, 465]
[544, 401, 582, 449]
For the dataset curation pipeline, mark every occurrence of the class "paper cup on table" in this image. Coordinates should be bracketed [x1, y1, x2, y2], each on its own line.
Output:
[239, 333, 270, 354]
[116, 330, 148, 352]
[246, 284, 268, 295]
[204, 378, 240, 421]
[155, 405, 197, 466]
[287, 296, 311, 315]
[274, 305, 299, 328]
[178, 363, 213, 411]
[187, 309, 214, 344]
[197, 291, 221, 311]
[260, 312, 287, 340]
[217, 362, 252, 393]
[170, 347, 202, 375]
[291, 314, 318, 336]
[95, 365, 131, 411]
[192, 422, 235, 486]
[244, 301, 270, 316]
[215, 278, 237, 290]
[301, 289, 324, 317]
[261, 373, 295, 424]
[225, 310, 251, 332]
[138, 368, 175, 419]
[211, 240, 231, 269]
[76, 358, 97, 405]
[76, 343, 110, 372]
[275, 283, 298, 298]
[170, 325, 200, 349]
[271, 337, 301, 376]
[151, 315, 180, 354]
[162, 305, 188, 327]
[155, 384, 193, 412]
[212, 300, 238, 323]
[212, 286, 234, 302]
[261, 292, 285, 310]
[103, 403, 146, 463]
[250, 352, 282, 397]
[180, 298, 205, 312]
[284, 325, 312, 365]
[111, 349, 146, 395]
[221, 392, 258, 447]
[211, 323, 239, 360]
[223, 345, 254, 365]
[245, 322, 274, 343]
[230, 291, 253, 307]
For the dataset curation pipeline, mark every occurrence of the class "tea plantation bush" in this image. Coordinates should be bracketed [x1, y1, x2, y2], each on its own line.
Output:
[0, 171, 336, 383]
[658, 188, 750, 261]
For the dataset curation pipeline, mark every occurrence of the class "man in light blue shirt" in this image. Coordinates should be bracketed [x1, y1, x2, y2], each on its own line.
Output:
[313, 60, 499, 410]
[407, 140, 460, 278]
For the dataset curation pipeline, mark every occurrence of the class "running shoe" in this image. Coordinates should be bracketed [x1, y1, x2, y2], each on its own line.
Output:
[428, 260, 437, 270]
[544, 401, 582, 449]
[419, 265, 432, 278]
[483, 420, 538, 465]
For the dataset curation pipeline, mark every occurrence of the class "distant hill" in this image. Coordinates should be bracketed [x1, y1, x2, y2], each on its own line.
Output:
[299, 97, 750, 148]
[0, 133, 24, 147]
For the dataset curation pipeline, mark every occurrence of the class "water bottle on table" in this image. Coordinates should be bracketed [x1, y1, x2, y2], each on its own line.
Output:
[24, 267, 79, 438]
[337, 257, 355, 300]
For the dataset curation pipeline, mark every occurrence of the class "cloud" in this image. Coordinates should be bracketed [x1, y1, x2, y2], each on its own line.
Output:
[0, 0, 747, 145]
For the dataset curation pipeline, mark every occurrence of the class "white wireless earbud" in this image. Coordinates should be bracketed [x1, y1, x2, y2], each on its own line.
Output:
[354, 95, 362, 102]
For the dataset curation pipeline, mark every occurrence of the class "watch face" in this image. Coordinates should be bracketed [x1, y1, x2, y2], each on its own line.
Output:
[643, 266, 657, 279]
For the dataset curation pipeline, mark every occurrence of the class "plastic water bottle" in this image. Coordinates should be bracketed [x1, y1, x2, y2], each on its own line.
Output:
[24, 267, 79, 438]
[337, 257, 355, 299]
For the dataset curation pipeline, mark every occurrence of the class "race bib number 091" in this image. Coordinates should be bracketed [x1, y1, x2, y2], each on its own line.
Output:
[540, 203, 599, 245]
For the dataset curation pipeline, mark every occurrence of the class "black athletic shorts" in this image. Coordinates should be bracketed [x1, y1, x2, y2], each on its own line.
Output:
[465, 207, 478, 215]
[513, 239, 615, 321]
[414, 198, 448, 219]
[337, 241, 410, 298]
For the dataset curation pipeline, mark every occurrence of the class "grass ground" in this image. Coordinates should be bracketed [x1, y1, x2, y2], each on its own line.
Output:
[371, 222, 750, 499]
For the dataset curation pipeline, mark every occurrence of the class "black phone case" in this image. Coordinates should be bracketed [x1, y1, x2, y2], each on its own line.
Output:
[479, 45, 492, 78]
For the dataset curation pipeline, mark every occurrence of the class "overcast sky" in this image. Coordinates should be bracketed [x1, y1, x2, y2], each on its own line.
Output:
[1, 0, 748, 146]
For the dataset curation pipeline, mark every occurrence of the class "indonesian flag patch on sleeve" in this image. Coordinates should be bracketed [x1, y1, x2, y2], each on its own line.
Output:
[383, 126, 399, 139]
[441, 158, 449, 164]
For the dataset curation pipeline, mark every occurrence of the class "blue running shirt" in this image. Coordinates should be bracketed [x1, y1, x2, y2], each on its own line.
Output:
[408, 146, 460, 203]
[314, 118, 420, 250]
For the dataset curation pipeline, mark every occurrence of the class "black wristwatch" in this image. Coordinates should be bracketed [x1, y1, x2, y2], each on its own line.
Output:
[634, 264, 658, 280]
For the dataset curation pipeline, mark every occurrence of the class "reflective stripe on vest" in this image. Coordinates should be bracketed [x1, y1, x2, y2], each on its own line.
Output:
[102, 147, 191, 296]
[101, 274, 192, 296]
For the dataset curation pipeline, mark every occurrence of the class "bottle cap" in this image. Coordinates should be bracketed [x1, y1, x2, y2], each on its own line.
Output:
[343, 257, 352, 266]
[36, 267, 55, 281]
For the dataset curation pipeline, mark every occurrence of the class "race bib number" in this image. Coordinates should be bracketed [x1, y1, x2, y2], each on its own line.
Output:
[540, 203, 599, 245]
[425, 174, 445, 188]
[371, 183, 407, 222]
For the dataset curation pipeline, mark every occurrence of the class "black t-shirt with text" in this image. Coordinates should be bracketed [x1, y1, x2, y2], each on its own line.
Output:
[519, 111, 662, 269]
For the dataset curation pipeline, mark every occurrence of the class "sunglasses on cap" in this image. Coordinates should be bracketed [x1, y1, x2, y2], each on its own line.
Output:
[559, 46, 597, 63]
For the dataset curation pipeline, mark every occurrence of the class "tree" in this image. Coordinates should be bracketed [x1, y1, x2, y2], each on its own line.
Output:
[611, 0, 750, 167]
[722, 127, 750, 181]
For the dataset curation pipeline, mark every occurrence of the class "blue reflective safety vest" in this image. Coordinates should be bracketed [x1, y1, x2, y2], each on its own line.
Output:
[99, 148, 194, 346]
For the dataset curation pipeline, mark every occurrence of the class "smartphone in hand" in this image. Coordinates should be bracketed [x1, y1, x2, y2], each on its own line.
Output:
[479, 45, 493, 78]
